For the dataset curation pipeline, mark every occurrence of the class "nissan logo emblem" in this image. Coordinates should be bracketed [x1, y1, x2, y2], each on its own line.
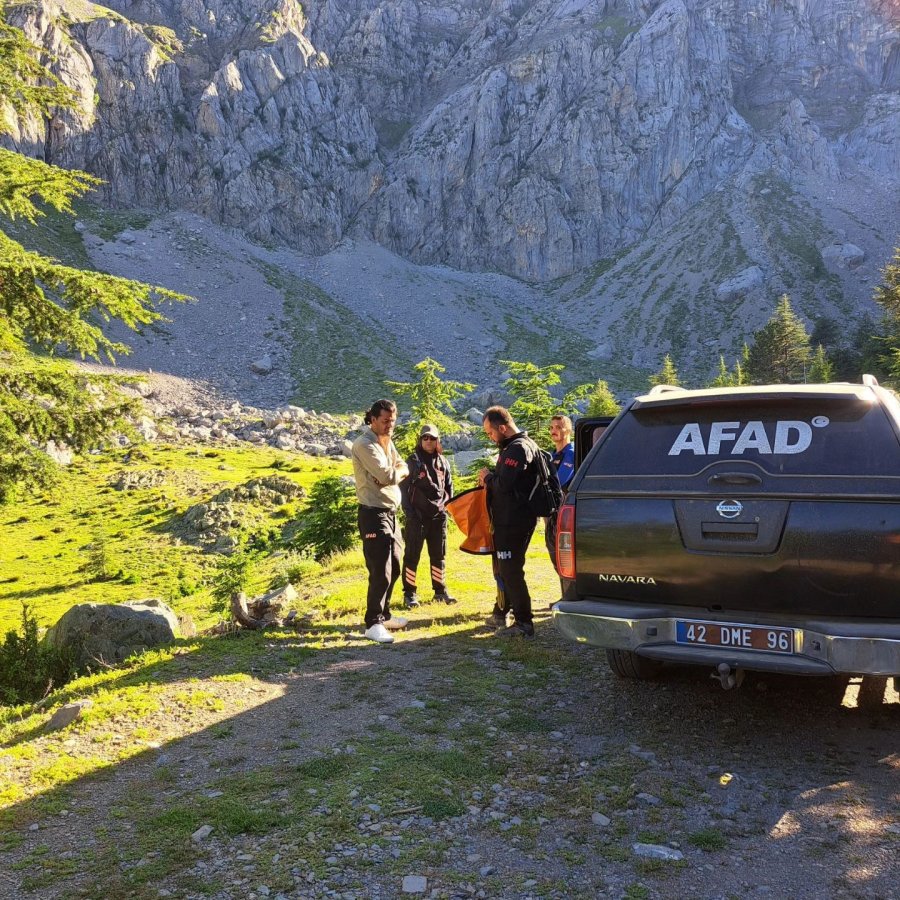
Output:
[716, 499, 743, 519]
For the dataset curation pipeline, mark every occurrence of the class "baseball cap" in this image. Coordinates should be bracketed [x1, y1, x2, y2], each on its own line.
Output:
[419, 424, 440, 438]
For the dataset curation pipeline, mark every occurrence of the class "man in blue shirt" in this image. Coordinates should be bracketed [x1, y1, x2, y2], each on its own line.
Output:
[550, 414, 576, 490]
[546, 415, 575, 581]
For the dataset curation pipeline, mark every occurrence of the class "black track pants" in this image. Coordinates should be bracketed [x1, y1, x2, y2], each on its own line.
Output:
[492, 522, 536, 626]
[402, 513, 447, 595]
[358, 506, 402, 628]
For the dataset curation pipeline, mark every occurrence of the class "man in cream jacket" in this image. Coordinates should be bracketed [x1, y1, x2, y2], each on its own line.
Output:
[351, 399, 410, 643]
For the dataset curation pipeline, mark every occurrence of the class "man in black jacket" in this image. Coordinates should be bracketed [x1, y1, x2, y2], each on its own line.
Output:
[478, 405, 538, 638]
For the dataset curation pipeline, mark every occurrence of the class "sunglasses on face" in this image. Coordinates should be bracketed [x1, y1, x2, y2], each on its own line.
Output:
[422, 435, 437, 441]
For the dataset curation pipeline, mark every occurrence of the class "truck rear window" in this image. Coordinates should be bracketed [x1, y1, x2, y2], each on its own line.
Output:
[589, 399, 900, 477]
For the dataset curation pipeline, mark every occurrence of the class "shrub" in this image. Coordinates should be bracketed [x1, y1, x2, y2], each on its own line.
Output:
[209, 550, 256, 616]
[268, 552, 316, 590]
[247, 526, 280, 552]
[84, 532, 115, 581]
[291, 476, 358, 561]
[0, 604, 77, 706]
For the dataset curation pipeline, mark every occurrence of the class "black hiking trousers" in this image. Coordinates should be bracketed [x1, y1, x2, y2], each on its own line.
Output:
[358, 505, 402, 628]
[490, 521, 536, 627]
[402, 512, 448, 596]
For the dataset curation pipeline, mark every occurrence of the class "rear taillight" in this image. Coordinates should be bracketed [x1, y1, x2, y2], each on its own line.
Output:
[556, 500, 575, 579]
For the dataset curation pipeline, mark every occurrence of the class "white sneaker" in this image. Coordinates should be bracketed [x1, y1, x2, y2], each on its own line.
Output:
[364, 623, 394, 643]
[383, 616, 408, 631]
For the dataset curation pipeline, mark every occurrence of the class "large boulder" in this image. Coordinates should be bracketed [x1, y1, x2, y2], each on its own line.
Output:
[821, 243, 866, 271]
[43, 599, 180, 668]
[715, 266, 765, 303]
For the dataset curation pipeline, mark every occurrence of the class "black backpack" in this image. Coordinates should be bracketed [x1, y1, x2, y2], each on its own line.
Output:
[523, 438, 564, 518]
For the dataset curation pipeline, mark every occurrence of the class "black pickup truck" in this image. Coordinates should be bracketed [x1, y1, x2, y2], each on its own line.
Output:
[552, 377, 900, 685]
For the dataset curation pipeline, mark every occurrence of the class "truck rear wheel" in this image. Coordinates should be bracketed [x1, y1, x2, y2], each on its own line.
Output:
[606, 649, 662, 680]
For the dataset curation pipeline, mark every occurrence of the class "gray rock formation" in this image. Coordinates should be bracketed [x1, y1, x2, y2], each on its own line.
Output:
[822, 242, 866, 270]
[44, 599, 181, 667]
[177, 474, 305, 551]
[716, 266, 765, 303]
[6, 0, 898, 282]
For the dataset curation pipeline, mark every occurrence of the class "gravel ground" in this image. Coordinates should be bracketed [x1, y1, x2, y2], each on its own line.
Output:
[2, 615, 897, 899]
[84, 213, 298, 409]
[82, 212, 542, 409]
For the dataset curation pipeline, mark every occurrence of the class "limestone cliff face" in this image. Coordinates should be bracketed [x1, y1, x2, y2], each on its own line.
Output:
[7, 0, 900, 280]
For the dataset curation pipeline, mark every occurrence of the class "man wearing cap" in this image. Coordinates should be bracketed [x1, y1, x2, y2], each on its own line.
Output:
[400, 424, 457, 607]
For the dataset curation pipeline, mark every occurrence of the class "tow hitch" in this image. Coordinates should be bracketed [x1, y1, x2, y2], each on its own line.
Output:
[712, 662, 745, 690]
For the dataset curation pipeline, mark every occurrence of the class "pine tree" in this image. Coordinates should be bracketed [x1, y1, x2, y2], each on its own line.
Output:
[872, 246, 900, 382]
[649, 354, 680, 388]
[744, 295, 811, 384]
[710, 355, 731, 388]
[385, 357, 474, 454]
[500, 360, 591, 446]
[291, 475, 359, 561]
[585, 379, 621, 416]
[209, 550, 256, 617]
[0, 9, 185, 502]
[807, 345, 834, 383]
[732, 344, 751, 386]
[709, 352, 749, 388]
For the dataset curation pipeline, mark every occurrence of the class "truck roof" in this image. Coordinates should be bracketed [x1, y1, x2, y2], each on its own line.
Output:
[633, 382, 881, 409]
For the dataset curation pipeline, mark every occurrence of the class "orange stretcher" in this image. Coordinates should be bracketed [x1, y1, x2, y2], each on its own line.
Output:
[446, 486, 493, 555]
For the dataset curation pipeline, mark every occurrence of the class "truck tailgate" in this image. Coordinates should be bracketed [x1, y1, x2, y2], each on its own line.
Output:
[574, 496, 900, 618]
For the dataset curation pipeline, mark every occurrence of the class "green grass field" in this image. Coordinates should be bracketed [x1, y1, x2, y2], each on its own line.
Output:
[0, 441, 557, 636]
[0, 443, 349, 634]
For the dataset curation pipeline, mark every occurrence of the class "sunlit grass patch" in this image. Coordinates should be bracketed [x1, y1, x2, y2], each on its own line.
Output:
[31, 752, 111, 788]
[79, 685, 162, 726]
[210, 672, 252, 683]
[4, 742, 39, 760]
[171, 688, 226, 711]
[0, 782, 25, 806]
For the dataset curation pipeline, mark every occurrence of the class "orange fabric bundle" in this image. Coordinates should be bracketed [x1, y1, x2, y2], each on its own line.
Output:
[446, 486, 493, 554]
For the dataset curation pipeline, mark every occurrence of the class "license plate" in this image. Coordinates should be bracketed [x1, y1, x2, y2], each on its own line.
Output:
[675, 619, 794, 654]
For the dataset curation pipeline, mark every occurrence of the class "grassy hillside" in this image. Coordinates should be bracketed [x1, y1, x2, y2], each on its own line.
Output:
[0, 442, 349, 635]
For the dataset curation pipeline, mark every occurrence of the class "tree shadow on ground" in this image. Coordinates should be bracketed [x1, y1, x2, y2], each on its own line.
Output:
[1, 579, 92, 602]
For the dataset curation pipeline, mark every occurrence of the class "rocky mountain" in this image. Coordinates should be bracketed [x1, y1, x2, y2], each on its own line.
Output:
[4, 0, 900, 390]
